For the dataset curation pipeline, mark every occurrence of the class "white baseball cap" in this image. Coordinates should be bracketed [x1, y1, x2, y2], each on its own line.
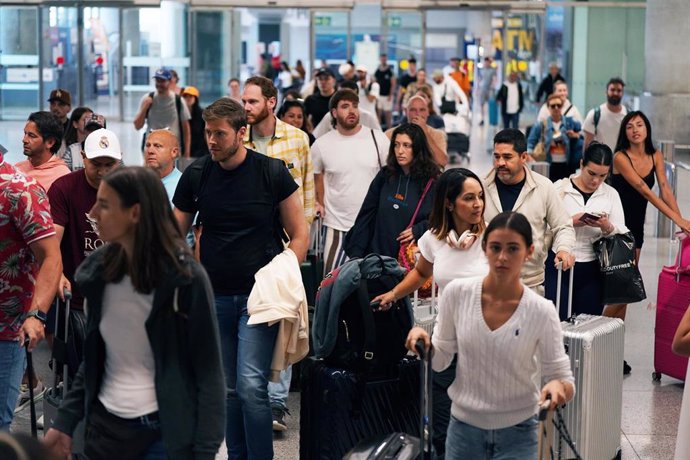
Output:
[84, 128, 122, 160]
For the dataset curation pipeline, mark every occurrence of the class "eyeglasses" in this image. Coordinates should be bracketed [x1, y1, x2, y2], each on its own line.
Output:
[549, 104, 563, 109]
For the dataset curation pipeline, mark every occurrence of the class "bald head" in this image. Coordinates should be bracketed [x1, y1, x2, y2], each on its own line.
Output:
[144, 129, 179, 177]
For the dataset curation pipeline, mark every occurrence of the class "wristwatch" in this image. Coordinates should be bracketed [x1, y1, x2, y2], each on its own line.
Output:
[25, 309, 47, 324]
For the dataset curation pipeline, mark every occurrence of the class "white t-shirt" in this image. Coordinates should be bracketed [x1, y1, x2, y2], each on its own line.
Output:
[505, 81, 520, 114]
[312, 109, 381, 139]
[278, 70, 293, 89]
[98, 276, 157, 418]
[358, 80, 380, 116]
[312, 126, 390, 231]
[582, 103, 628, 152]
[417, 230, 489, 294]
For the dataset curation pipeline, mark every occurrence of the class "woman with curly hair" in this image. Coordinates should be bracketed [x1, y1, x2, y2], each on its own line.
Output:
[344, 122, 441, 259]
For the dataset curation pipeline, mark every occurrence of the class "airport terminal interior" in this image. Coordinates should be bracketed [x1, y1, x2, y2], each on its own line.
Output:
[2, 0, 690, 459]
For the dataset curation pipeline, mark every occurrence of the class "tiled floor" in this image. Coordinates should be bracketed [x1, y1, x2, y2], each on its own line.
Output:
[4, 108, 690, 459]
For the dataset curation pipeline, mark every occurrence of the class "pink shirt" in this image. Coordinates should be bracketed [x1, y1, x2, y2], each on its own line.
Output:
[15, 155, 71, 192]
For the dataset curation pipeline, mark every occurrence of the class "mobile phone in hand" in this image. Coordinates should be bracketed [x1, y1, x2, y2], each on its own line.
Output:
[580, 212, 601, 222]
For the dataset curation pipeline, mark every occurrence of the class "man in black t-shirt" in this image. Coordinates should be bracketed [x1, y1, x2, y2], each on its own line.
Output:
[173, 97, 309, 459]
[374, 53, 396, 130]
[397, 57, 417, 113]
[304, 67, 337, 127]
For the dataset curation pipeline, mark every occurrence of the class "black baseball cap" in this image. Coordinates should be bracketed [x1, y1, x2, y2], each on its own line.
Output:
[315, 67, 336, 79]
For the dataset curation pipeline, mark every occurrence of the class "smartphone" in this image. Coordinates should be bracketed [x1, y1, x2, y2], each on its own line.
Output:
[580, 212, 601, 222]
[370, 300, 381, 310]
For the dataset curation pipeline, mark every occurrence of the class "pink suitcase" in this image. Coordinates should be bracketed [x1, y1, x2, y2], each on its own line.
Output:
[653, 236, 690, 382]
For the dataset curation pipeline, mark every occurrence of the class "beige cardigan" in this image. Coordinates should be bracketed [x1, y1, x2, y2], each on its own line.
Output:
[484, 165, 576, 288]
[247, 248, 309, 382]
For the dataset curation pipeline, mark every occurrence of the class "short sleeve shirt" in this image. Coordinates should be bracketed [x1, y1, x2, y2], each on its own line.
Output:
[48, 170, 101, 309]
[0, 155, 56, 340]
[173, 150, 297, 294]
[375, 66, 394, 96]
[142, 91, 192, 149]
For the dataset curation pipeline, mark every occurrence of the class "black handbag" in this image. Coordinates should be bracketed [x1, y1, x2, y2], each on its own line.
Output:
[439, 83, 457, 114]
[593, 232, 647, 304]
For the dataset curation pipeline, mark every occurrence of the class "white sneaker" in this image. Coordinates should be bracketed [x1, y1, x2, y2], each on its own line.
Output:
[14, 380, 46, 414]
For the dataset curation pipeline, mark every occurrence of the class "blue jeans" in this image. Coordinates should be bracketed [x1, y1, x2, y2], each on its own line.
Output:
[0, 340, 26, 430]
[268, 365, 292, 411]
[445, 415, 538, 459]
[502, 112, 520, 129]
[215, 295, 279, 460]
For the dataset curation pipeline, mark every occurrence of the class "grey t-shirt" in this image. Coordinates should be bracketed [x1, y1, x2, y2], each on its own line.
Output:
[141, 90, 191, 148]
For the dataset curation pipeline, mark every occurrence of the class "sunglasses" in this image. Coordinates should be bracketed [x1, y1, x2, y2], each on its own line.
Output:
[549, 104, 563, 109]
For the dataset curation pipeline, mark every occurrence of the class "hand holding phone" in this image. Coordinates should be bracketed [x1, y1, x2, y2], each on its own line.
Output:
[579, 212, 601, 222]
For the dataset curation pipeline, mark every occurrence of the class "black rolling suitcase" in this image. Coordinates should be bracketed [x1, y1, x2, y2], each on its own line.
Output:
[43, 291, 85, 453]
[299, 356, 421, 460]
[344, 340, 434, 459]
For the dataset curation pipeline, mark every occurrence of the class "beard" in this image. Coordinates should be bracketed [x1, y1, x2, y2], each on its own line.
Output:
[247, 105, 270, 125]
[211, 138, 241, 163]
[607, 95, 622, 105]
[336, 113, 359, 130]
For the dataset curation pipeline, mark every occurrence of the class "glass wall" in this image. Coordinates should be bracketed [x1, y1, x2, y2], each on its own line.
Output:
[191, 9, 235, 105]
[0, 6, 40, 120]
[41, 5, 79, 108]
[82, 6, 121, 118]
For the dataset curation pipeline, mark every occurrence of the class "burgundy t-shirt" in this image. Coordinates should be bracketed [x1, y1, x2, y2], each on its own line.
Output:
[48, 170, 103, 309]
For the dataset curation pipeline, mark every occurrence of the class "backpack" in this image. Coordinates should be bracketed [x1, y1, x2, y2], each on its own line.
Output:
[141, 91, 185, 151]
[317, 255, 413, 377]
[593, 106, 601, 134]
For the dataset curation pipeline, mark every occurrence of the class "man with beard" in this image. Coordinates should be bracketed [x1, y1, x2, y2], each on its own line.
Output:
[583, 77, 627, 152]
[312, 89, 390, 274]
[15, 111, 70, 192]
[483, 128, 575, 296]
[304, 67, 338, 127]
[173, 97, 308, 460]
[48, 89, 72, 133]
[242, 76, 314, 225]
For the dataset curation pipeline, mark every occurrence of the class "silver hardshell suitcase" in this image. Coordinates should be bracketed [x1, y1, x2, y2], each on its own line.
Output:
[561, 316, 624, 459]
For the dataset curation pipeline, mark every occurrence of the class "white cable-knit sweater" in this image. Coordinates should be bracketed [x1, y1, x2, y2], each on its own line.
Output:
[432, 277, 575, 430]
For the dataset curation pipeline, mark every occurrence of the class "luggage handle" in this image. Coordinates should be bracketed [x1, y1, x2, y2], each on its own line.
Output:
[313, 213, 323, 261]
[555, 262, 574, 321]
[415, 339, 434, 460]
[51, 289, 72, 394]
[23, 337, 38, 438]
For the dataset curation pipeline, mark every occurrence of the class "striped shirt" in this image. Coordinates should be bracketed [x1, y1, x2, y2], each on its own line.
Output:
[244, 118, 315, 223]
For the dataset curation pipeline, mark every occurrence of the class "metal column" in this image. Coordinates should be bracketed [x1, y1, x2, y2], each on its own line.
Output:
[656, 140, 675, 239]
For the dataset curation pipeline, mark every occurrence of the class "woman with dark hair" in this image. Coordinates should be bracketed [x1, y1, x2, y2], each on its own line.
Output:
[407, 211, 575, 460]
[277, 99, 315, 145]
[608, 111, 690, 374]
[278, 61, 294, 94]
[44, 167, 225, 460]
[370, 166, 489, 458]
[344, 123, 441, 259]
[181, 86, 208, 158]
[545, 142, 628, 320]
[62, 107, 93, 169]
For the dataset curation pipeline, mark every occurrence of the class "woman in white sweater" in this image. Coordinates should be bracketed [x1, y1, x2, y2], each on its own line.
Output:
[545, 142, 628, 320]
[372, 167, 489, 457]
[407, 211, 575, 459]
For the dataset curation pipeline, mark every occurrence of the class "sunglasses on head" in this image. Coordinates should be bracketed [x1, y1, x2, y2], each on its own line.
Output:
[549, 104, 563, 109]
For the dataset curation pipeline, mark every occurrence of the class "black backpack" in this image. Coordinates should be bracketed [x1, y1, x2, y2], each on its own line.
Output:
[324, 255, 413, 377]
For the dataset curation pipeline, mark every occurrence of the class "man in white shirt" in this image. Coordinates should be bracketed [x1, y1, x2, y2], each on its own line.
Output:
[495, 71, 524, 129]
[582, 77, 627, 152]
[312, 89, 390, 275]
[356, 65, 380, 117]
[312, 80, 381, 139]
[537, 80, 583, 123]
[431, 69, 469, 116]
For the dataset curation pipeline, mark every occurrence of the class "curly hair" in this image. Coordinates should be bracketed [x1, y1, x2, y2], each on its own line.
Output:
[385, 123, 441, 182]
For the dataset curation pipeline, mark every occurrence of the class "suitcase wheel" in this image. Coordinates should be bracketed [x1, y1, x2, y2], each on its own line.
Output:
[652, 372, 662, 382]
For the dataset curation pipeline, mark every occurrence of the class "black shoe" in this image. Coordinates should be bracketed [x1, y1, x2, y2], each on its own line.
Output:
[272, 407, 288, 432]
[623, 360, 631, 375]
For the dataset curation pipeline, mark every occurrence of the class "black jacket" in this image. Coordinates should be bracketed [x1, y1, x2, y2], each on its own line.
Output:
[53, 246, 225, 460]
[536, 73, 566, 103]
[496, 81, 524, 115]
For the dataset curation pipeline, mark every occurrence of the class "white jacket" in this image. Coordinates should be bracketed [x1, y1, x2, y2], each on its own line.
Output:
[248, 248, 309, 381]
[484, 166, 576, 288]
[553, 176, 628, 262]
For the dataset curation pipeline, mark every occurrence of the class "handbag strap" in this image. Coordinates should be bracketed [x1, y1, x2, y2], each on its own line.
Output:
[406, 178, 434, 229]
[371, 129, 382, 169]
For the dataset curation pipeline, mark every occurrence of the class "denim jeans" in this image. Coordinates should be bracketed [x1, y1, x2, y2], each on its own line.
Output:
[502, 112, 520, 130]
[215, 295, 279, 460]
[268, 364, 292, 411]
[0, 340, 26, 430]
[445, 415, 538, 459]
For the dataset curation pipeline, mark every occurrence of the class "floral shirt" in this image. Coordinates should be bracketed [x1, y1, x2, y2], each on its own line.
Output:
[0, 154, 56, 341]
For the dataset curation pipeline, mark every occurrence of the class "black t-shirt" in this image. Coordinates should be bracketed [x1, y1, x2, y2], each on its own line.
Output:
[304, 92, 333, 127]
[496, 176, 527, 212]
[375, 66, 394, 96]
[571, 179, 593, 204]
[399, 72, 415, 91]
[173, 150, 298, 295]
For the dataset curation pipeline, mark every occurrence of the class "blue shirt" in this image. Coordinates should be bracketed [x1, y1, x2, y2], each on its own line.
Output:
[161, 167, 182, 206]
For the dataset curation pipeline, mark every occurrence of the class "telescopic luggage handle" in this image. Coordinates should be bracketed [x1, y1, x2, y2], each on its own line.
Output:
[415, 339, 434, 460]
[23, 337, 38, 438]
[555, 262, 575, 321]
